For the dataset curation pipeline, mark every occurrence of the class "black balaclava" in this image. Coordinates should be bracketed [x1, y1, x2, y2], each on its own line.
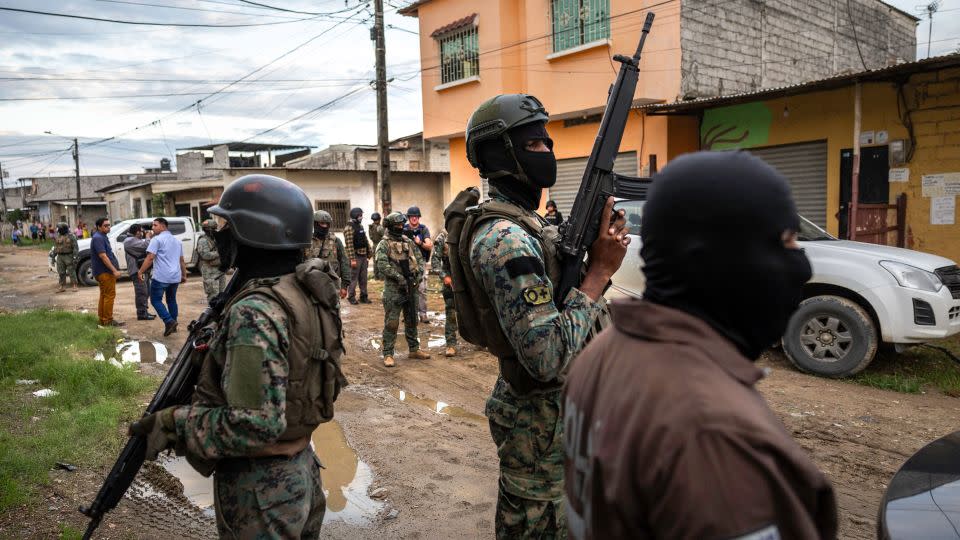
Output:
[234, 244, 301, 284]
[480, 121, 556, 210]
[213, 227, 237, 273]
[387, 222, 404, 240]
[640, 151, 812, 360]
[58, 225, 69, 235]
[314, 224, 329, 239]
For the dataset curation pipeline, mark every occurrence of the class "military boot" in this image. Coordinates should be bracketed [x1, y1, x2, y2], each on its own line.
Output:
[445, 347, 457, 357]
[409, 350, 431, 360]
[383, 355, 396, 368]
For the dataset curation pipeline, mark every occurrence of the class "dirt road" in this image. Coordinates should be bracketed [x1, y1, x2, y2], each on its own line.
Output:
[1, 244, 957, 539]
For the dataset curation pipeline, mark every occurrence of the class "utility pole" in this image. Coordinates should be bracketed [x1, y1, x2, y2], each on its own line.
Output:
[72, 138, 81, 225]
[924, 2, 940, 58]
[0, 162, 8, 222]
[373, 0, 392, 215]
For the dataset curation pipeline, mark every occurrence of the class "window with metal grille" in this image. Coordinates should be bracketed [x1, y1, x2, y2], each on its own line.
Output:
[551, 0, 610, 52]
[315, 200, 350, 229]
[438, 26, 479, 84]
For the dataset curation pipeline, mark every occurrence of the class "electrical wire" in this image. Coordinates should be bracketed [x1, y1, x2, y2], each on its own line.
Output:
[90, 0, 304, 20]
[234, 0, 362, 17]
[0, 6, 326, 28]
[846, 0, 869, 70]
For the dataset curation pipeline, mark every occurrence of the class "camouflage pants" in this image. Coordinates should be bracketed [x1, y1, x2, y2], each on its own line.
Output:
[201, 267, 226, 302]
[55, 254, 76, 287]
[485, 382, 566, 540]
[442, 286, 457, 346]
[213, 447, 325, 540]
[381, 281, 419, 356]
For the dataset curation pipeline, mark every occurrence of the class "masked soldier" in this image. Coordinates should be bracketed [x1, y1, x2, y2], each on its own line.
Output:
[430, 230, 457, 357]
[374, 212, 431, 368]
[368, 212, 385, 248]
[128, 174, 346, 539]
[343, 207, 372, 305]
[197, 219, 226, 303]
[452, 94, 628, 538]
[54, 222, 79, 292]
[306, 210, 349, 299]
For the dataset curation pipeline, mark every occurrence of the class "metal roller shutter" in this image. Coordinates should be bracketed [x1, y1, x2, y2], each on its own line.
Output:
[549, 151, 638, 216]
[746, 142, 828, 228]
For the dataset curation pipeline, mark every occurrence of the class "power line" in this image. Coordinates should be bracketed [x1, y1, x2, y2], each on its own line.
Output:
[241, 85, 370, 141]
[0, 82, 370, 102]
[235, 0, 361, 16]
[90, 0, 304, 20]
[0, 6, 326, 28]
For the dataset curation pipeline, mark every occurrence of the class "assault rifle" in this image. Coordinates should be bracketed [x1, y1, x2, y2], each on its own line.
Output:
[554, 12, 655, 307]
[79, 275, 239, 539]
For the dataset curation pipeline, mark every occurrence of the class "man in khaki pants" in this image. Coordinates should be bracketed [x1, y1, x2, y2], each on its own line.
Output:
[90, 217, 124, 327]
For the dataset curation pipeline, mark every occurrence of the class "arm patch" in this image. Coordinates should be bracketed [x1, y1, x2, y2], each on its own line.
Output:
[225, 345, 265, 409]
[505, 256, 545, 278]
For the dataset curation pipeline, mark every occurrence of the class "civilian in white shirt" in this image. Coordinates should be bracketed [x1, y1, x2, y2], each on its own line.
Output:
[138, 217, 187, 336]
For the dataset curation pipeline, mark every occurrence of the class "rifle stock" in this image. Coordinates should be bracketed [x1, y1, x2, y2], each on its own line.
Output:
[554, 12, 654, 307]
[79, 274, 239, 539]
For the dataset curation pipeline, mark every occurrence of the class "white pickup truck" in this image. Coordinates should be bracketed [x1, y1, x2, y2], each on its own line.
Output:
[610, 200, 960, 378]
[51, 217, 202, 286]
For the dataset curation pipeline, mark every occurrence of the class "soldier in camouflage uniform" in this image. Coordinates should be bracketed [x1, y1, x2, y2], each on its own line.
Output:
[374, 212, 431, 368]
[305, 210, 349, 299]
[368, 212, 384, 250]
[462, 94, 629, 539]
[430, 230, 458, 357]
[129, 174, 344, 539]
[197, 219, 226, 302]
[54, 222, 79, 292]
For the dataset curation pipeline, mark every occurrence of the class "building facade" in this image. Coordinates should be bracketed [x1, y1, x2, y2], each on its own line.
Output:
[285, 133, 450, 173]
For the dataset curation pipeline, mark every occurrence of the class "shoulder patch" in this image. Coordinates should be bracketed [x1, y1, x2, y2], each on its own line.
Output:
[505, 256, 545, 278]
[727, 525, 781, 540]
[522, 285, 552, 306]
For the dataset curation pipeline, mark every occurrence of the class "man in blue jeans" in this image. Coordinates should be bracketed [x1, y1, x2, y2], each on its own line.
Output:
[137, 218, 187, 336]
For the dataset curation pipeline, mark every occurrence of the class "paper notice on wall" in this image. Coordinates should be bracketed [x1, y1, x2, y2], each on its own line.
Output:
[923, 173, 960, 197]
[889, 168, 909, 183]
[931, 196, 956, 225]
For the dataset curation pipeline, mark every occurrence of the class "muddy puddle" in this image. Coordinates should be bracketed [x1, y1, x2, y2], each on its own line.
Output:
[159, 421, 384, 525]
[391, 389, 486, 423]
[95, 339, 169, 366]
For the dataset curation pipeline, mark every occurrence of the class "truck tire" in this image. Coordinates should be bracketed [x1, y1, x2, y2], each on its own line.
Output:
[77, 258, 97, 287]
[782, 295, 878, 378]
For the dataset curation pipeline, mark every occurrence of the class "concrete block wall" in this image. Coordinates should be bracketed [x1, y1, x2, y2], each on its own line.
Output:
[680, 0, 917, 99]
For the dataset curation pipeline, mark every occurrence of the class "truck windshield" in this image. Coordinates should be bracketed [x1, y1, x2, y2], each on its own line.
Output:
[797, 216, 835, 241]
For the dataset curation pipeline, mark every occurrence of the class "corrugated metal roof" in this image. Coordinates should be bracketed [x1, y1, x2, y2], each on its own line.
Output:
[177, 142, 313, 152]
[641, 53, 960, 114]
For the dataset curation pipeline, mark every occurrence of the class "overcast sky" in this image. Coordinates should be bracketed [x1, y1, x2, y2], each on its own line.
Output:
[0, 0, 957, 182]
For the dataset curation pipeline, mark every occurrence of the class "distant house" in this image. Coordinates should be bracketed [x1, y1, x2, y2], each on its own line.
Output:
[285, 133, 449, 173]
[22, 173, 152, 226]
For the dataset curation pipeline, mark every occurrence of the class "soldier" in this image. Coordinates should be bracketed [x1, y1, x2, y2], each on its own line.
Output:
[430, 230, 457, 357]
[343, 207, 372, 305]
[197, 219, 226, 303]
[374, 212, 431, 368]
[53, 222, 79, 293]
[368, 212, 384, 248]
[305, 210, 349, 299]
[128, 174, 345, 539]
[454, 94, 629, 538]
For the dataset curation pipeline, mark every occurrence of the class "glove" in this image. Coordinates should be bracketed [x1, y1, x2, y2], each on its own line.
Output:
[129, 407, 178, 461]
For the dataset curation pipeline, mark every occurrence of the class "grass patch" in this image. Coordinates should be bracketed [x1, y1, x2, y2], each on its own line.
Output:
[853, 335, 960, 395]
[0, 237, 54, 249]
[0, 310, 155, 511]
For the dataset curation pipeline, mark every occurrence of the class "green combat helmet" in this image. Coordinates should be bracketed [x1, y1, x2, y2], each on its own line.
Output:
[465, 93, 549, 179]
[383, 211, 407, 234]
[313, 210, 333, 224]
[201, 219, 217, 232]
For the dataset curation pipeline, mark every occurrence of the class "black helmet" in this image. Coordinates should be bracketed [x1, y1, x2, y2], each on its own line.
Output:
[349, 207, 363, 220]
[406, 206, 421, 217]
[466, 94, 549, 177]
[207, 174, 312, 249]
[371, 212, 381, 222]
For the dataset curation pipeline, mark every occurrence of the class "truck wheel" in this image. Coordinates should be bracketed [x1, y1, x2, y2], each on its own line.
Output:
[781, 295, 878, 378]
[77, 259, 97, 287]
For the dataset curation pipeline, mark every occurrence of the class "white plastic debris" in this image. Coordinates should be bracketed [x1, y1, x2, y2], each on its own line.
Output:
[80, 309, 89, 314]
[33, 389, 59, 397]
[428, 338, 445, 348]
[16, 379, 38, 385]
[370, 339, 381, 350]
[93, 351, 105, 362]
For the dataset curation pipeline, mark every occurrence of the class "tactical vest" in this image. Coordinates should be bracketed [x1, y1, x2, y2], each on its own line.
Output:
[198, 236, 220, 267]
[55, 233, 74, 254]
[446, 189, 592, 396]
[308, 236, 339, 268]
[384, 236, 420, 279]
[193, 260, 347, 444]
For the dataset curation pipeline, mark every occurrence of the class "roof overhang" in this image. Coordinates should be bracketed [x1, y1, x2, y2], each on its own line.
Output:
[177, 142, 314, 153]
[398, 0, 430, 16]
[152, 179, 224, 193]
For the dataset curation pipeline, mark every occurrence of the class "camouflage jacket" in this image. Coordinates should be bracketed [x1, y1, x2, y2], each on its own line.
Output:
[173, 293, 290, 458]
[196, 235, 220, 271]
[305, 235, 350, 282]
[55, 233, 79, 256]
[343, 220, 371, 260]
[469, 191, 603, 385]
[374, 235, 424, 286]
[368, 223, 384, 247]
[431, 231, 449, 281]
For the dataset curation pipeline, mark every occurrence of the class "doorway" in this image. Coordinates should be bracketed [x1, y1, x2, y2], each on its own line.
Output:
[839, 146, 889, 239]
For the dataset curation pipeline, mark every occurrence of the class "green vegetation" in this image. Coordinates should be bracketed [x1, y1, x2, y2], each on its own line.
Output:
[0, 310, 154, 511]
[853, 335, 960, 396]
[0, 236, 54, 249]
